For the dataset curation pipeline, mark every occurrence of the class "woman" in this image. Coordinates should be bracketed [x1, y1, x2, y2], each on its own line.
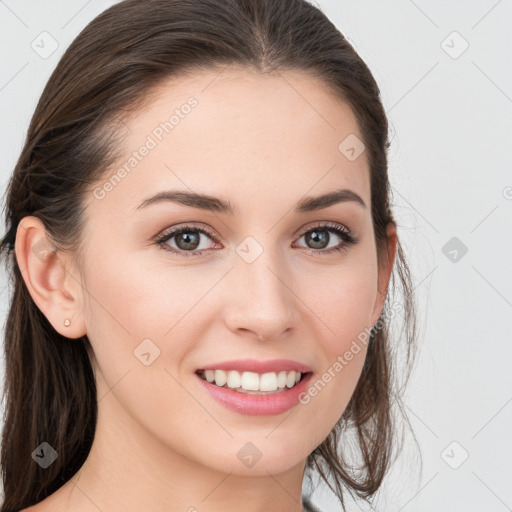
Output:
[0, 0, 417, 510]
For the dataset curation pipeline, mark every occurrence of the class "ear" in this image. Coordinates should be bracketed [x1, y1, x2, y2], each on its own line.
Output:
[14, 216, 87, 339]
[370, 222, 398, 327]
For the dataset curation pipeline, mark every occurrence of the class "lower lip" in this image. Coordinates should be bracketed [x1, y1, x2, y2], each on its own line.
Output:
[195, 372, 313, 416]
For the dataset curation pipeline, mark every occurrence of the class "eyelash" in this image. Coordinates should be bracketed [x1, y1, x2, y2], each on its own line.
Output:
[155, 222, 359, 258]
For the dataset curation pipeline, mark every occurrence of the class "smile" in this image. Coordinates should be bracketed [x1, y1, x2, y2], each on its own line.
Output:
[196, 369, 306, 394]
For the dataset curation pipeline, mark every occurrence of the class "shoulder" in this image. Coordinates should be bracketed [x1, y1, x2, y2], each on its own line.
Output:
[18, 493, 63, 512]
[16, 478, 77, 512]
[19, 504, 46, 512]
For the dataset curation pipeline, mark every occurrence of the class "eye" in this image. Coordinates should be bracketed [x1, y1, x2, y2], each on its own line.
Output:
[293, 222, 358, 255]
[155, 222, 358, 258]
[155, 224, 220, 257]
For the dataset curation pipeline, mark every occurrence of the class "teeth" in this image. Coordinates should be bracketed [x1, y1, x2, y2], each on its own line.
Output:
[201, 369, 304, 392]
[214, 369, 227, 387]
[227, 370, 242, 388]
[276, 371, 287, 389]
[259, 372, 277, 391]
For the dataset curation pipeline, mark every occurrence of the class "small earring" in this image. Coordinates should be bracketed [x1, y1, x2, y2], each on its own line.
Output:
[64, 318, 71, 327]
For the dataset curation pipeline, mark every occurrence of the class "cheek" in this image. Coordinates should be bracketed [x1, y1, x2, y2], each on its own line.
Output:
[296, 259, 378, 351]
[292, 261, 376, 424]
[82, 247, 192, 335]
[79, 250, 205, 435]
[296, 294, 372, 440]
[80, 249, 221, 375]
[299, 345, 367, 441]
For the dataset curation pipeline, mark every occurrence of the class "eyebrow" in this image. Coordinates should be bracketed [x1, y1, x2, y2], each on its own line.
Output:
[135, 188, 366, 215]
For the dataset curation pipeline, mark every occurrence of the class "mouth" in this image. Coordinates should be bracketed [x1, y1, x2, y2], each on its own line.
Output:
[195, 369, 311, 395]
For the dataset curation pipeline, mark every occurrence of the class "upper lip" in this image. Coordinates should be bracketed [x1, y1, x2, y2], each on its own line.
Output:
[197, 359, 313, 374]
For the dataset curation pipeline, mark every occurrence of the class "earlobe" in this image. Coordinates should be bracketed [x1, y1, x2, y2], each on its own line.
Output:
[370, 222, 398, 327]
[14, 216, 87, 339]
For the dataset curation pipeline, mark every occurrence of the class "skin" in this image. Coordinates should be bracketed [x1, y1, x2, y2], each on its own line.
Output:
[16, 66, 396, 512]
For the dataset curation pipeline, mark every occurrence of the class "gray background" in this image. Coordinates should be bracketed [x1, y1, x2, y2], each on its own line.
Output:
[1, 1, 511, 510]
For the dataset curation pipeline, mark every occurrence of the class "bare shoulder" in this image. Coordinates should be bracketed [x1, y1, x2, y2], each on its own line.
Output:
[18, 491, 67, 512]
[19, 502, 51, 512]
[17, 478, 79, 512]
[20, 502, 67, 512]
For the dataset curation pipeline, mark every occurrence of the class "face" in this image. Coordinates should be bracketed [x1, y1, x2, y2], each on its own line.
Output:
[65, 67, 392, 476]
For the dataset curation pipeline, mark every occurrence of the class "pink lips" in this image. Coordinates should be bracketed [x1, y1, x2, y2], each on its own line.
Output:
[198, 358, 312, 374]
[195, 358, 314, 416]
[196, 371, 313, 416]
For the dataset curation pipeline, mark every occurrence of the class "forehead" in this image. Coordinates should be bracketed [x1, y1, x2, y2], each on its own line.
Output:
[87, 66, 370, 219]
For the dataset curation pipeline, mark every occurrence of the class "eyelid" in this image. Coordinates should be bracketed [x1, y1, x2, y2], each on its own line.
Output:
[157, 220, 352, 239]
[296, 220, 350, 237]
[156, 222, 219, 243]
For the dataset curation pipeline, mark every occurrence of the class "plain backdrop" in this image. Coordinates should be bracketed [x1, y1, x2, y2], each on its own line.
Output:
[0, 1, 511, 511]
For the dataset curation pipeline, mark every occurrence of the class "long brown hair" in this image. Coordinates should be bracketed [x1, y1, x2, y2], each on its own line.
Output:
[0, 0, 418, 510]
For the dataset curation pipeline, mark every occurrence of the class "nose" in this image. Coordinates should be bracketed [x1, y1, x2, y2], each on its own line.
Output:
[224, 249, 300, 342]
